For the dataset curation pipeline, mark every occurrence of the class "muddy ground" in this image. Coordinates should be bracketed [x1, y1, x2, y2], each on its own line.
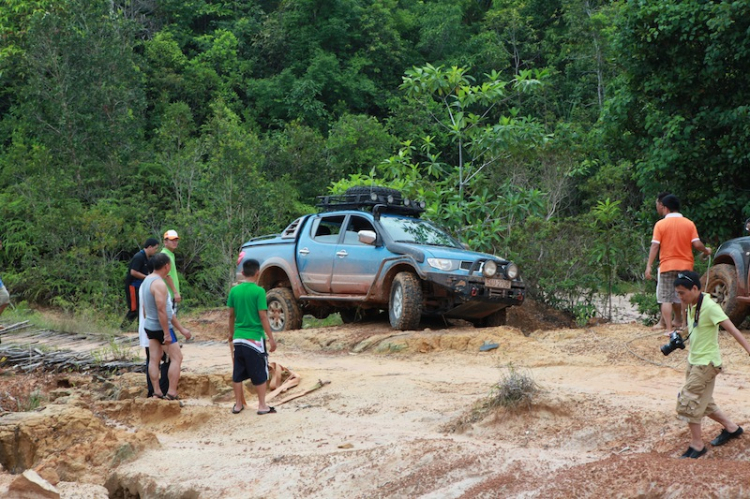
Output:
[1, 301, 750, 498]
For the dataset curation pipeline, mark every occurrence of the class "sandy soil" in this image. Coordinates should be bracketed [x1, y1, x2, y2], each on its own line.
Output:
[2, 302, 750, 498]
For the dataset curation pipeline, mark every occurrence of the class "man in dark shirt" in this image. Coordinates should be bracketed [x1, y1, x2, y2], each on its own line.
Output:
[121, 238, 160, 329]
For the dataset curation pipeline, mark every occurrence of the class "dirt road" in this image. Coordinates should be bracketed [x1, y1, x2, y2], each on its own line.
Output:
[2, 309, 750, 498]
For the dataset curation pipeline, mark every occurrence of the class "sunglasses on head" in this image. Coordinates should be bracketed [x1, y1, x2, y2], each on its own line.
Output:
[677, 273, 696, 284]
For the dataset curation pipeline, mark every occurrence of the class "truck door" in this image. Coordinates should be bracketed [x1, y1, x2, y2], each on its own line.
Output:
[330, 214, 382, 294]
[297, 215, 344, 294]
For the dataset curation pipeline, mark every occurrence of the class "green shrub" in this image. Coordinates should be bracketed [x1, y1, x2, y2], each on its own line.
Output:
[629, 291, 660, 325]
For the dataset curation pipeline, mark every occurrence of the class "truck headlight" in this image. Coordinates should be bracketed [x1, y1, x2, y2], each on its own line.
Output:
[505, 263, 519, 280]
[427, 258, 454, 271]
[482, 260, 498, 277]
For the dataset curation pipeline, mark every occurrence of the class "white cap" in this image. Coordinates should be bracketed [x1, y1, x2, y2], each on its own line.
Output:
[163, 229, 179, 240]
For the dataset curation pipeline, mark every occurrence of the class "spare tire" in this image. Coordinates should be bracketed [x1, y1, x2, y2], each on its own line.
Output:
[345, 186, 402, 203]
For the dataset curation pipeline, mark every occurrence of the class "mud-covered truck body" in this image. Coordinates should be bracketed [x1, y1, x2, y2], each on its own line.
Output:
[702, 218, 750, 324]
[236, 187, 525, 332]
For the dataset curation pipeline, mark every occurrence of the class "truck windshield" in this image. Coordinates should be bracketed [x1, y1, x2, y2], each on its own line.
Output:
[380, 216, 462, 248]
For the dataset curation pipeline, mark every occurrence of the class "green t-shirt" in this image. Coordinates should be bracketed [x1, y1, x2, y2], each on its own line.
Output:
[161, 248, 179, 297]
[687, 293, 728, 366]
[227, 282, 268, 341]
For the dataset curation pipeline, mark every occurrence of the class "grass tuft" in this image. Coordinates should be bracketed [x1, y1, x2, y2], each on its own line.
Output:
[303, 314, 343, 329]
[489, 364, 540, 412]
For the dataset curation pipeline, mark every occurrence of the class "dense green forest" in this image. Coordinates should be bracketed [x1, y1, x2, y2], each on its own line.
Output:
[1, 0, 749, 322]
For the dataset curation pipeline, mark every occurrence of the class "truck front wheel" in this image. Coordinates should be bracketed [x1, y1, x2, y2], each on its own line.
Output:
[266, 288, 303, 332]
[702, 264, 749, 324]
[389, 272, 422, 330]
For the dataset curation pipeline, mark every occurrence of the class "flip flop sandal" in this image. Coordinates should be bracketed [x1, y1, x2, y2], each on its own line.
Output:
[164, 393, 180, 401]
[232, 404, 244, 414]
[257, 406, 276, 415]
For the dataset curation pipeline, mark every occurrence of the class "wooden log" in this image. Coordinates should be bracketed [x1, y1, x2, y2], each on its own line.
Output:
[0, 321, 31, 334]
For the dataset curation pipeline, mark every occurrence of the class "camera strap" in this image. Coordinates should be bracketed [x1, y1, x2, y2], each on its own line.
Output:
[685, 292, 704, 340]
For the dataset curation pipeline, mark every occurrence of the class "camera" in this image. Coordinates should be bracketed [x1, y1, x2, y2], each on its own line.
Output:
[660, 331, 686, 356]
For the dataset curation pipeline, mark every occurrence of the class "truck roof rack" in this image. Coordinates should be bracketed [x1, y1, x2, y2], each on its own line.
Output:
[315, 193, 425, 217]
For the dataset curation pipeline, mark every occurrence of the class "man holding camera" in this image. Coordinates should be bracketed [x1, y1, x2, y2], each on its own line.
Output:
[672, 271, 750, 458]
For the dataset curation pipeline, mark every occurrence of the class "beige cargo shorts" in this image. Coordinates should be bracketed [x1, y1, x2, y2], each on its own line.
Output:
[676, 363, 720, 424]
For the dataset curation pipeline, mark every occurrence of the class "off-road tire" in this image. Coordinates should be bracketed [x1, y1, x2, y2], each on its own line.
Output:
[702, 264, 749, 324]
[345, 186, 402, 202]
[389, 272, 423, 330]
[266, 287, 303, 332]
[473, 308, 507, 328]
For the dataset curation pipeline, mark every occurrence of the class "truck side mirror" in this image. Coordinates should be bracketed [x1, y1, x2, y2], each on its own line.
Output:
[358, 230, 377, 245]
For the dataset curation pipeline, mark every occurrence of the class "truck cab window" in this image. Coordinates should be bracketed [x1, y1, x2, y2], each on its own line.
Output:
[313, 215, 344, 243]
[343, 216, 375, 245]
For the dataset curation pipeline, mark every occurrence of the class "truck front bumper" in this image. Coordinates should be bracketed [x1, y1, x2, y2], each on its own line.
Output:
[425, 272, 526, 319]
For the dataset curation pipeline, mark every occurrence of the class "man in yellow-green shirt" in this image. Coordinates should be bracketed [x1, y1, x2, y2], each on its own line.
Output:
[672, 270, 750, 459]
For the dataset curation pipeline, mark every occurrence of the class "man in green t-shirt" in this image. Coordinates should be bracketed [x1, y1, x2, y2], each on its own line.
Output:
[227, 258, 277, 415]
[672, 271, 750, 459]
[161, 230, 181, 305]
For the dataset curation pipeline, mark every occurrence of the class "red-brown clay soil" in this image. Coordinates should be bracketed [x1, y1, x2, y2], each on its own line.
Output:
[1, 302, 750, 498]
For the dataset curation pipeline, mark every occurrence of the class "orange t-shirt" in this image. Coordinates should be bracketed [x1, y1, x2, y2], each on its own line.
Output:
[652, 214, 700, 272]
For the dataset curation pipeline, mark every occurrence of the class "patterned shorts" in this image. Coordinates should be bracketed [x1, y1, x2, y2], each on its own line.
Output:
[657, 270, 683, 304]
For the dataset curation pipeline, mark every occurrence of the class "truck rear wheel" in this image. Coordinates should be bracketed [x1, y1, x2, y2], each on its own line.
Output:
[389, 272, 422, 330]
[473, 308, 507, 328]
[266, 288, 303, 332]
[702, 264, 749, 324]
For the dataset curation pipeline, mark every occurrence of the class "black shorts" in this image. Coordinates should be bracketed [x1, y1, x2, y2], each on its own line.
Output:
[145, 328, 177, 345]
[233, 342, 269, 386]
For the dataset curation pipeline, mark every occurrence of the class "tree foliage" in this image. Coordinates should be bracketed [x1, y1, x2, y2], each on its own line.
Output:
[0, 0, 746, 323]
[614, 0, 750, 241]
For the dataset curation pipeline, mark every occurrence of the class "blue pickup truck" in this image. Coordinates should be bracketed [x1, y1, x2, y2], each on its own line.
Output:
[236, 187, 526, 332]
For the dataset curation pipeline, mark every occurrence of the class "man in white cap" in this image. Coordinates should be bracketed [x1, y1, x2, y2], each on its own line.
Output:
[161, 230, 182, 305]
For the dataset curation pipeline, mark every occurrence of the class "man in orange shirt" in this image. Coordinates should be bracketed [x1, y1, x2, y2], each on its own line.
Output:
[645, 195, 711, 331]
[653, 192, 671, 330]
